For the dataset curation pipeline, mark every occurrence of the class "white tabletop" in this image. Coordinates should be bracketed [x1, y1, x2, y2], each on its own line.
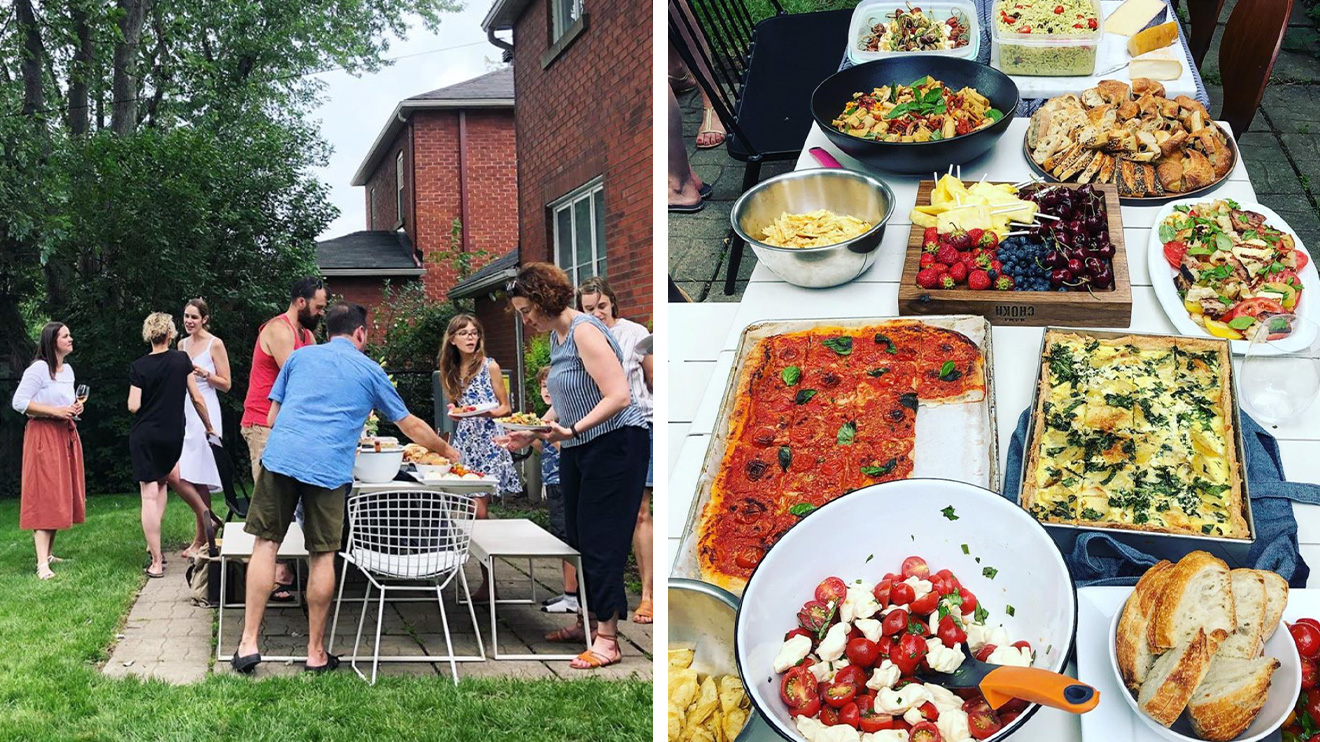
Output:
[469, 519, 578, 561]
[219, 521, 309, 558]
[668, 118, 1320, 742]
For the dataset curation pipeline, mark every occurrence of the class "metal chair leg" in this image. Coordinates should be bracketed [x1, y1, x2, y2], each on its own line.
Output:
[352, 581, 372, 682]
[459, 568, 486, 659]
[724, 156, 764, 294]
[328, 557, 350, 653]
[436, 585, 459, 684]
[371, 587, 386, 685]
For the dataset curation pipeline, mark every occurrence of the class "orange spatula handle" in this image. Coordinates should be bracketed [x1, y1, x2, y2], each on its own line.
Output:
[980, 666, 1099, 714]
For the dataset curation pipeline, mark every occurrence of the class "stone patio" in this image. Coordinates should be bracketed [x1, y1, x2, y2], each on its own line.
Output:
[104, 556, 652, 683]
[669, 5, 1320, 301]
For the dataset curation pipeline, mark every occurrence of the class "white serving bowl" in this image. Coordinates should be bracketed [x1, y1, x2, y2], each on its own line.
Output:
[735, 478, 1077, 741]
[1107, 597, 1301, 742]
[414, 463, 453, 477]
[353, 448, 405, 483]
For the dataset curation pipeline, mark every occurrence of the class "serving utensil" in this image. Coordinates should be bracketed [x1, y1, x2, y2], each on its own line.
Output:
[916, 644, 1099, 713]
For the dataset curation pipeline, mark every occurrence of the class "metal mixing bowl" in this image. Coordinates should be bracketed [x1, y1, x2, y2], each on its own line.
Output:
[669, 579, 777, 742]
[731, 169, 895, 289]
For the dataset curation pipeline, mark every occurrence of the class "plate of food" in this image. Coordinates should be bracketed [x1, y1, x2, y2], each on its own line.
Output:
[410, 463, 499, 490]
[450, 401, 499, 419]
[1147, 198, 1315, 355]
[847, 0, 978, 65]
[1024, 78, 1237, 202]
[494, 411, 553, 432]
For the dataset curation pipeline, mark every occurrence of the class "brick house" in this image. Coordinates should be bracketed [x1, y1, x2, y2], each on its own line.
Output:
[481, 0, 653, 325]
[318, 68, 519, 311]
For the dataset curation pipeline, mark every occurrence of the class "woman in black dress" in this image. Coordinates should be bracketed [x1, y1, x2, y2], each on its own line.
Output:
[129, 312, 219, 577]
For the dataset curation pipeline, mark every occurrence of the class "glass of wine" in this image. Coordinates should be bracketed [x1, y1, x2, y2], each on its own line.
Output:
[1239, 314, 1320, 427]
[73, 384, 89, 422]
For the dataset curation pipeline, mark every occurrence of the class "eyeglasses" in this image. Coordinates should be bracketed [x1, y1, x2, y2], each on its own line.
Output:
[454, 331, 480, 338]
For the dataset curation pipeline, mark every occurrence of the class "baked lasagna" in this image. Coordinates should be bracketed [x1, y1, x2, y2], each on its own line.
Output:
[1021, 331, 1246, 539]
[697, 321, 987, 590]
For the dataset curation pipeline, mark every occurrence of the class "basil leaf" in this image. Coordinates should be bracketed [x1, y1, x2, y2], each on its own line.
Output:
[874, 333, 897, 354]
[886, 102, 912, 120]
[1005, 605, 1015, 617]
[861, 458, 898, 477]
[906, 619, 926, 635]
[782, 365, 801, 386]
[899, 392, 919, 411]
[1226, 198, 1241, 210]
[1228, 316, 1256, 330]
[1188, 245, 1215, 256]
[974, 605, 989, 623]
[788, 503, 816, 517]
[1158, 224, 1177, 243]
[942, 505, 959, 521]
[778, 445, 792, 472]
[982, 567, 998, 579]
[821, 336, 853, 356]
[794, 389, 817, 405]
[939, 360, 956, 377]
[930, 129, 944, 141]
[867, 367, 890, 378]
[836, 422, 856, 445]
[986, 108, 1003, 122]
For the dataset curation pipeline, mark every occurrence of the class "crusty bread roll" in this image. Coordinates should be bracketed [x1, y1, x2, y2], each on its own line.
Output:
[1187, 654, 1280, 741]
[1259, 571, 1288, 640]
[1148, 551, 1235, 652]
[1118, 561, 1174, 692]
[1139, 628, 1215, 727]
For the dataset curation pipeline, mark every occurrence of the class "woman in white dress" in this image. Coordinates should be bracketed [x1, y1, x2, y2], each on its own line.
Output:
[177, 298, 231, 557]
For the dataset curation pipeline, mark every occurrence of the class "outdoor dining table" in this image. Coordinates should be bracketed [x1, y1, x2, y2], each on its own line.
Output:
[668, 117, 1320, 741]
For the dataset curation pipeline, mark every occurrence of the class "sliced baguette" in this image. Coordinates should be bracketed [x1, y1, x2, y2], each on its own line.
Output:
[1139, 628, 1217, 726]
[1219, 569, 1267, 659]
[1259, 570, 1289, 640]
[1149, 551, 1235, 652]
[1118, 561, 1174, 691]
[1187, 654, 1281, 741]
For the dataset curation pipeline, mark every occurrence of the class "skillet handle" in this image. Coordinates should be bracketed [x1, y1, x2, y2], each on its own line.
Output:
[808, 147, 844, 169]
[980, 666, 1100, 714]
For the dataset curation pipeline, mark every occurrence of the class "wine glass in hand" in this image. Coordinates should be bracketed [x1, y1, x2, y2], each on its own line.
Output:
[73, 384, 89, 421]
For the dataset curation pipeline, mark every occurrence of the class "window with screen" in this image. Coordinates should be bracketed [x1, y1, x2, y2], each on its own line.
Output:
[549, 179, 605, 286]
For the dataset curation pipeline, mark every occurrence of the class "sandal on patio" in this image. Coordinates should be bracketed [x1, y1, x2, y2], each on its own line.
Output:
[699, 182, 713, 200]
[632, 600, 653, 624]
[570, 634, 621, 670]
[304, 654, 341, 673]
[270, 583, 296, 602]
[144, 567, 164, 579]
[696, 108, 726, 149]
[669, 71, 698, 95]
[546, 625, 589, 643]
[231, 652, 261, 675]
[668, 200, 706, 214]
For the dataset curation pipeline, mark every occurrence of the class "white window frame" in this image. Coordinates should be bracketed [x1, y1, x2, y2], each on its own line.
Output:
[550, 0, 584, 43]
[368, 186, 376, 227]
[549, 178, 605, 287]
[395, 151, 405, 227]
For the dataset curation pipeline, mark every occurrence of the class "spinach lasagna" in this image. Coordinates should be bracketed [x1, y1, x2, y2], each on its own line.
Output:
[1021, 331, 1247, 539]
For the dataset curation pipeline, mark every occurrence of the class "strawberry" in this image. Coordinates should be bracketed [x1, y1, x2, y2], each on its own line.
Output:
[967, 228, 985, 245]
[991, 259, 1003, 272]
[968, 269, 992, 291]
[948, 262, 968, 283]
[923, 226, 939, 243]
[931, 262, 949, 274]
[919, 253, 936, 268]
[939, 275, 957, 290]
[973, 252, 994, 270]
[947, 229, 972, 251]
[915, 267, 940, 288]
[995, 275, 1015, 291]
[978, 231, 1000, 250]
[935, 244, 961, 266]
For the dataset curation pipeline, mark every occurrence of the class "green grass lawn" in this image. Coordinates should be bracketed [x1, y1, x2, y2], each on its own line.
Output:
[0, 494, 652, 741]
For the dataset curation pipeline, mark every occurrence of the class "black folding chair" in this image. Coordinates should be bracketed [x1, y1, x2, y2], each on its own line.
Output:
[669, 0, 852, 294]
[211, 406, 250, 521]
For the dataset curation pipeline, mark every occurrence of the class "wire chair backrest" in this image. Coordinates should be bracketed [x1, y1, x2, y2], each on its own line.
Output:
[345, 489, 476, 581]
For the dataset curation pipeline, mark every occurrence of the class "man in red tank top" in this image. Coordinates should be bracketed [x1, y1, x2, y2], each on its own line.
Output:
[241, 277, 326, 596]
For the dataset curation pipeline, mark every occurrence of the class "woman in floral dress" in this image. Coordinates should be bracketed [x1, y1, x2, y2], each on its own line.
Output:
[438, 314, 518, 597]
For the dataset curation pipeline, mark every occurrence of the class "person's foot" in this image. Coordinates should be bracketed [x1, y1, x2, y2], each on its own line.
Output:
[231, 649, 261, 675]
[46, 555, 66, 564]
[181, 542, 205, 560]
[275, 563, 294, 587]
[36, 563, 55, 580]
[546, 623, 590, 643]
[541, 594, 581, 614]
[304, 653, 340, 673]
[569, 634, 622, 669]
[669, 70, 698, 95]
[470, 583, 500, 603]
[632, 599, 653, 624]
[696, 107, 726, 149]
[669, 173, 705, 213]
[270, 583, 296, 602]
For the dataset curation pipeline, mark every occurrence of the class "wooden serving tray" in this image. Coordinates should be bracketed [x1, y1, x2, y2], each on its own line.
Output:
[898, 181, 1133, 327]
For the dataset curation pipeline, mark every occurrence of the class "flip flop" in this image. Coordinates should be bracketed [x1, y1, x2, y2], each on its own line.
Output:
[668, 200, 705, 214]
[632, 599, 653, 624]
[270, 583, 296, 602]
[144, 568, 164, 579]
[304, 654, 341, 673]
[699, 182, 713, 200]
[231, 652, 261, 675]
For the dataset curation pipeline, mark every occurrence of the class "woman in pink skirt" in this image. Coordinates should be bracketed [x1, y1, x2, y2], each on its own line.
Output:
[10, 322, 86, 580]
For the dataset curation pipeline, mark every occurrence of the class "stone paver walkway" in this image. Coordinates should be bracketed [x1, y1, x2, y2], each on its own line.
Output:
[103, 554, 652, 684]
[669, 5, 1320, 301]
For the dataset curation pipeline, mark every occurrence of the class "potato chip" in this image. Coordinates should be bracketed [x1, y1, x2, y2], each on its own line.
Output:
[758, 210, 873, 249]
[717, 675, 747, 713]
[668, 646, 749, 742]
[669, 668, 699, 710]
[669, 647, 695, 670]
[687, 676, 719, 728]
[668, 707, 685, 742]
[722, 708, 748, 742]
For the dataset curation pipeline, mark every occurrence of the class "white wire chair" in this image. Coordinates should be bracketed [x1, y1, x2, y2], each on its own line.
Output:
[329, 489, 484, 684]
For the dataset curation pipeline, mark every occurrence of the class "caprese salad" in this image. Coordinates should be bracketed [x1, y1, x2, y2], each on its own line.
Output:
[774, 556, 1033, 742]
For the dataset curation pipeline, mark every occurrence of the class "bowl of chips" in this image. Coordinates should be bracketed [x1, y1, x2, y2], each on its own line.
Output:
[731, 169, 895, 288]
[670, 578, 770, 742]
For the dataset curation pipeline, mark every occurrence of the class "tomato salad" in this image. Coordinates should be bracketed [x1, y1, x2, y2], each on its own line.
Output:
[1283, 618, 1320, 742]
[774, 556, 1033, 742]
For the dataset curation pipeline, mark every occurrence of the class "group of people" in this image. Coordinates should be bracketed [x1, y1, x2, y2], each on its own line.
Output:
[11, 263, 653, 674]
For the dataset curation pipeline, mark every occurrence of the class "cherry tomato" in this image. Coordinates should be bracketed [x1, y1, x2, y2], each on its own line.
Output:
[1000, 698, 1030, 717]
[891, 582, 916, 606]
[1000, 709, 1022, 725]
[1295, 249, 1311, 272]
[964, 696, 1004, 739]
[1087, 17, 1098, 28]
[892, 632, 928, 676]
[958, 587, 979, 614]
[974, 644, 997, 662]
[878, 635, 894, 655]
[873, 578, 893, 606]
[1293, 622, 1320, 659]
[1306, 687, 1320, 726]
[784, 627, 813, 643]
[819, 705, 840, 726]
[1225, 297, 1285, 323]
[884, 571, 903, 583]
[902, 556, 931, 579]
[798, 600, 833, 633]
[824, 681, 857, 708]
[883, 609, 910, 636]
[788, 695, 821, 718]
[816, 576, 848, 605]
[910, 720, 944, 742]
[835, 665, 870, 691]
[848, 625, 864, 642]
[838, 701, 861, 729]
[1053, 4, 1064, 11]
[910, 590, 940, 615]
[930, 576, 953, 596]
[1012, 640, 1033, 656]
[918, 701, 940, 721]
[1163, 240, 1188, 268]
[780, 665, 817, 709]
[846, 638, 881, 669]
[858, 695, 897, 732]
[935, 569, 960, 590]
[1297, 618, 1320, 633]
[1302, 657, 1318, 690]
[907, 616, 930, 637]
[938, 614, 968, 648]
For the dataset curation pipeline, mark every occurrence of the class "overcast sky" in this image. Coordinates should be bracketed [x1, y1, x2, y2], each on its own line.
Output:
[309, 8, 506, 240]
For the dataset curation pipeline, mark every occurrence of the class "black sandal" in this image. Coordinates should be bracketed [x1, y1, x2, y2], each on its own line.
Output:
[231, 652, 261, 675]
[270, 583, 296, 602]
[304, 654, 341, 673]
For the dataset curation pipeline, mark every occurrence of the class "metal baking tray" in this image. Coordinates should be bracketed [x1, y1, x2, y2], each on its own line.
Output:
[671, 315, 1001, 594]
[1017, 327, 1254, 566]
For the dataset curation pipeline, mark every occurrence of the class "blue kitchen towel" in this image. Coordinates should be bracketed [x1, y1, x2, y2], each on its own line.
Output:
[1003, 408, 1320, 588]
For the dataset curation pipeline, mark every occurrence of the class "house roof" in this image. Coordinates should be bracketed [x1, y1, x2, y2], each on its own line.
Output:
[448, 249, 520, 300]
[316, 230, 425, 277]
[482, 0, 534, 31]
[350, 68, 515, 186]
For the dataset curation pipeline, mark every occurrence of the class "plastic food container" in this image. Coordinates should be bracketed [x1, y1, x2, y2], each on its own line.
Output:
[847, 0, 979, 65]
[991, 0, 1102, 76]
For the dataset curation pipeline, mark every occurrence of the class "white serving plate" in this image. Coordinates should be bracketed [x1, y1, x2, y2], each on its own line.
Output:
[846, 0, 979, 65]
[1077, 585, 1307, 742]
[451, 401, 499, 419]
[408, 470, 500, 491]
[1147, 199, 1318, 355]
[497, 422, 553, 432]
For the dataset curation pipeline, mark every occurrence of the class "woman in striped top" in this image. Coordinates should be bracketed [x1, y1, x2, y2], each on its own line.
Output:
[497, 263, 648, 670]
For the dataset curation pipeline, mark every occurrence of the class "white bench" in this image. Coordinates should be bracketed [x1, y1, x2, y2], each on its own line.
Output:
[215, 521, 309, 662]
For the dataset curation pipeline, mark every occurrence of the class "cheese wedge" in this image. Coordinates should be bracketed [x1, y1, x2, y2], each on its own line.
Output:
[1105, 0, 1167, 37]
[1130, 48, 1184, 81]
[1128, 21, 1179, 56]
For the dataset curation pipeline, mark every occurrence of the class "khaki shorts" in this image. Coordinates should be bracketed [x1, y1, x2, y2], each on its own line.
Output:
[240, 424, 271, 483]
[244, 467, 348, 553]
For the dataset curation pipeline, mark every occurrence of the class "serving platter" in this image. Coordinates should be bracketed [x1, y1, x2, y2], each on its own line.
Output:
[1146, 199, 1318, 356]
[450, 401, 499, 418]
[407, 470, 500, 491]
[496, 422, 553, 433]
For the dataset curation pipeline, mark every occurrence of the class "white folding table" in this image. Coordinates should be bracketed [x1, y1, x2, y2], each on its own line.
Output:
[215, 521, 310, 662]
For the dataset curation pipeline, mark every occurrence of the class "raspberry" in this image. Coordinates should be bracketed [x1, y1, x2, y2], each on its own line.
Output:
[915, 267, 940, 289]
[919, 253, 936, 268]
[948, 262, 968, 283]
[995, 275, 1015, 291]
[939, 275, 957, 290]
[935, 244, 960, 266]
[968, 269, 992, 291]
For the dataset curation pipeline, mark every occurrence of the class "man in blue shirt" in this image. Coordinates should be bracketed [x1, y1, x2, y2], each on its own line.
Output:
[232, 303, 460, 674]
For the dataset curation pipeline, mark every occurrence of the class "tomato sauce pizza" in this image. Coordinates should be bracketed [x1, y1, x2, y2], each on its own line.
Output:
[697, 321, 987, 590]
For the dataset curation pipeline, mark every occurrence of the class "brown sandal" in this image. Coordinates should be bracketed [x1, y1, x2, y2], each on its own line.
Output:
[632, 599, 653, 624]
[546, 625, 589, 643]
[570, 633, 621, 669]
